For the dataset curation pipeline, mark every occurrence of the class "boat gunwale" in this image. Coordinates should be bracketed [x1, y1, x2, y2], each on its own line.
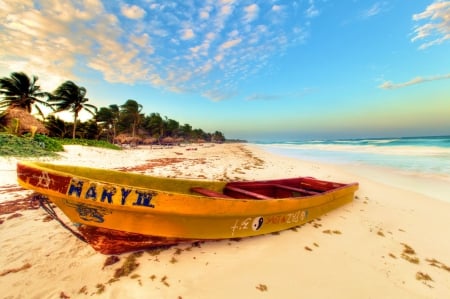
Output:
[16, 161, 359, 217]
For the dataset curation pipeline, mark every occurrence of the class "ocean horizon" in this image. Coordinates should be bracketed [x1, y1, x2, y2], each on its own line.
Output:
[253, 135, 450, 181]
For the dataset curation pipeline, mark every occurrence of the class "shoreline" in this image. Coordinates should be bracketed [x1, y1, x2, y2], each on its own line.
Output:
[252, 143, 450, 204]
[1, 143, 449, 298]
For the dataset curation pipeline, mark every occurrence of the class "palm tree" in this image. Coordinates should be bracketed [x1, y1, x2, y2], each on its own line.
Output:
[165, 118, 180, 137]
[0, 72, 51, 118]
[49, 81, 97, 139]
[212, 131, 225, 143]
[180, 123, 193, 141]
[96, 104, 120, 142]
[120, 99, 143, 137]
[143, 112, 164, 139]
[45, 115, 71, 138]
[108, 104, 119, 141]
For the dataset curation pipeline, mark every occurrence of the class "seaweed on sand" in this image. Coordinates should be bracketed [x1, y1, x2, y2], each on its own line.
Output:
[426, 258, 450, 272]
[103, 255, 120, 269]
[114, 251, 143, 278]
[161, 275, 170, 287]
[0, 263, 32, 276]
[400, 243, 419, 264]
[256, 284, 268, 291]
[416, 272, 433, 288]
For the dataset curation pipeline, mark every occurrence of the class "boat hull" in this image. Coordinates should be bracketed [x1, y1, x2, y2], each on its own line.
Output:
[76, 225, 194, 254]
[17, 161, 358, 253]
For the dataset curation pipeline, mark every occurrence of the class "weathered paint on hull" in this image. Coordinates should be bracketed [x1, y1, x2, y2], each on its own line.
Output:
[76, 225, 192, 254]
[17, 161, 358, 252]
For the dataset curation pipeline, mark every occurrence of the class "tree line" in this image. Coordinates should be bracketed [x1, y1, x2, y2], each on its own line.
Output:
[0, 72, 225, 143]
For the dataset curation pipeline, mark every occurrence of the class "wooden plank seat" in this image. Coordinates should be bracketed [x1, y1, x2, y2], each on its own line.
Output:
[272, 184, 320, 196]
[191, 187, 233, 198]
[224, 186, 272, 199]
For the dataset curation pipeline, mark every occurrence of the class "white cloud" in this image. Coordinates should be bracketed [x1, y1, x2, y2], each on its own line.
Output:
[243, 4, 259, 23]
[0, 0, 151, 89]
[189, 38, 212, 58]
[181, 28, 195, 40]
[0, 0, 315, 101]
[202, 89, 236, 102]
[219, 0, 235, 18]
[200, 10, 210, 19]
[130, 33, 148, 47]
[306, 0, 319, 18]
[190, 45, 201, 54]
[130, 33, 154, 54]
[361, 3, 382, 18]
[220, 38, 242, 50]
[412, 1, 450, 49]
[198, 61, 213, 74]
[214, 54, 224, 62]
[378, 74, 450, 89]
[199, 5, 211, 19]
[0, 1, 99, 90]
[228, 29, 239, 38]
[272, 5, 282, 12]
[121, 4, 146, 19]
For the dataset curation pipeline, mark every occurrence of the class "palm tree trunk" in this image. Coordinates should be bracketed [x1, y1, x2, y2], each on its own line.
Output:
[112, 122, 116, 142]
[132, 119, 138, 137]
[73, 113, 78, 139]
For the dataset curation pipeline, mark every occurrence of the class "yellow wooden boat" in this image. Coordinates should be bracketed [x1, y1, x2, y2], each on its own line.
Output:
[17, 161, 358, 254]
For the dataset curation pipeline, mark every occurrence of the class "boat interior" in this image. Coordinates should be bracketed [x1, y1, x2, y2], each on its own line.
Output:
[191, 177, 346, 199]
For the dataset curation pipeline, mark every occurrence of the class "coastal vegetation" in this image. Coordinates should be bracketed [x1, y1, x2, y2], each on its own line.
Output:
[0, 71, 226, 152]
[0, 134, 119, 157]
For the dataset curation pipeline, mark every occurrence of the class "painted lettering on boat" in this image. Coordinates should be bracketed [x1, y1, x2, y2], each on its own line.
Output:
[266, 210, 308, 225]
[20, 167, 71, 194]
[36, 171, 52, 188]
[67, 178, 157, 208]
[68, 178, 84, 197]
[85, 183, 97, 200]
[65, 199, 112, 223]
[230, 210, 308, 237]
[100, 186, 116, 203]
[230, 217, 257, 236]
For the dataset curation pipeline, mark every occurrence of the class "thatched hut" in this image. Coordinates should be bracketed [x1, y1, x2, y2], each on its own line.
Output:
[161, 136, 175, 145]
[142, 137, 157, 145]
[0, 107, 48, 135]
[114, 133, 142, 147]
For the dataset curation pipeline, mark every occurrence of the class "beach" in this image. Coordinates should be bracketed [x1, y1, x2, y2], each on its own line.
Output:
[1, 143, 449, 299]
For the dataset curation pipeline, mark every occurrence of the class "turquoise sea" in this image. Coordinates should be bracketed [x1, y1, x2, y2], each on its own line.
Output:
[254, 136, 450, 181]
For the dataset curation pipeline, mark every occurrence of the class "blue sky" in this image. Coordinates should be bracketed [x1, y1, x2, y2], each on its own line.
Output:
[1, 0, 449, 141]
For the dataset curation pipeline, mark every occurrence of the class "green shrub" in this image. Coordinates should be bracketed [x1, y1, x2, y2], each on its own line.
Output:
[0, 134, 120, 157]
[0, 133, 59, 157]
[32, 134, 64, 152]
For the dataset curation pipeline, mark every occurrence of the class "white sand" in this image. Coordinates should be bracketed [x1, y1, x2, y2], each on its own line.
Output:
[1, 143, 449, 298]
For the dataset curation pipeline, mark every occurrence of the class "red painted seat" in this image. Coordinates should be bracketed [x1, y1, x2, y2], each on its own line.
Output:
[190, 187, 232, 198]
